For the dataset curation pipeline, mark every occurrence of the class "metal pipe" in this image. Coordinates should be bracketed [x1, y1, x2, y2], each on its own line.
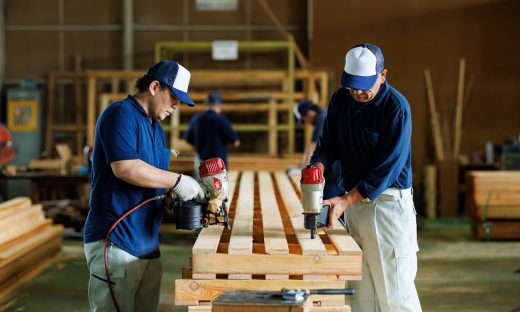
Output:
[123, 0, 133, 70]
[0, 0, 5, 101]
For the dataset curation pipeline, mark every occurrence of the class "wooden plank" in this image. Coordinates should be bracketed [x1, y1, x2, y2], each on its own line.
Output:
[325, 220, 362, 281]
[475, 205, 520, 219]
[258, 171, 289, 280]
[187, 306, 350, 312]
[0, 226, 62, 299]
[424, 69, 444, 161]
[175, 279, 345, 306]
[228, 171, 254, 279]
[0, 197, 31, 219]
[472, 220, 520, 240]
[0, 205, 46, 246]
[192, 253, 361, 276]
[274, 171, 327, 263]
[453, 58, 465, 159]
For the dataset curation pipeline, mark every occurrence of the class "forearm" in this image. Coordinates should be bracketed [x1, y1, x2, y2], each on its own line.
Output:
[111, 159, 180, 189]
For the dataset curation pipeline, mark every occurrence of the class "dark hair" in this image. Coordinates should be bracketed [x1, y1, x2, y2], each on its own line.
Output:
[135, 74, 170, 93]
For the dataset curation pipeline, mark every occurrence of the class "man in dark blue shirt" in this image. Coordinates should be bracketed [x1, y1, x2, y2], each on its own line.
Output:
[184, 91, 239, 177]
[84, 60, 205, 312]
[311, 44, 421, 311]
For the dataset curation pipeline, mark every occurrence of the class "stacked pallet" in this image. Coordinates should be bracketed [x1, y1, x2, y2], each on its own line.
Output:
[0, 197, 63, 299]
[175, 170, 362, 312]
[466, 171, 520, 240]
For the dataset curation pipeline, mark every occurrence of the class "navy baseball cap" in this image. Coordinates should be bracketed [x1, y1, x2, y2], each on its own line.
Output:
[292, 100, 314, 123]
[206, 91, 222, 105]
[340, 43, 384, 91]
[147, 60, 195, 107]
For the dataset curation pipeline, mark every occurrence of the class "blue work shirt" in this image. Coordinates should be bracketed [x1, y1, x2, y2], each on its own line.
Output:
[84, 95, 170, 259]
[184, 109, 238, 165]
[311, 82, 412, 200]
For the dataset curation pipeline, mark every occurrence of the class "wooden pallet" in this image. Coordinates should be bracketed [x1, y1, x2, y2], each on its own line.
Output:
[175, 170, 361, 309]
[0, 197, 63, 299]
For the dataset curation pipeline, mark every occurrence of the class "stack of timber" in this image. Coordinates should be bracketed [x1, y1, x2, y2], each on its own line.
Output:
[466, 171, 520, 240]
[0, 197, 63, 299]
[175, 170, 362, 312]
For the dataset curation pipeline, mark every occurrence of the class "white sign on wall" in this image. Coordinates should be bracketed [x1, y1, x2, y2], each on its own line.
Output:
[212, 41, 239, 61]
[196, 0, 238, 10]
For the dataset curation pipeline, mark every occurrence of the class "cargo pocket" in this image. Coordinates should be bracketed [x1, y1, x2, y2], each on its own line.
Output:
[88, 258, 126, 310]
[394, 245, 414, 298]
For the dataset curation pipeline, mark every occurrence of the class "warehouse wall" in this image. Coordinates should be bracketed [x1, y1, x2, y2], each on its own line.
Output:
[3, 0, 307, 80]
[311, 0, 520, 185]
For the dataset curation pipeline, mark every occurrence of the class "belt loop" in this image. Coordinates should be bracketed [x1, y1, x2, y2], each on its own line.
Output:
[399, 189, 403, 198]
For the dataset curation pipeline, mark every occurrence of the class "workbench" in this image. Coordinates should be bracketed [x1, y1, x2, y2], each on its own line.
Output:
[175, 170, 361, 312]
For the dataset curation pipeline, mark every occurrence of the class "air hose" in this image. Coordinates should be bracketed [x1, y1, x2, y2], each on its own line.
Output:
[103, 193, 167, 312]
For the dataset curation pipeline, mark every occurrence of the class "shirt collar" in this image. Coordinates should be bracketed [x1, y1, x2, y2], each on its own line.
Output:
[367, 81, 389, 107]
[127, 95, 149, 117]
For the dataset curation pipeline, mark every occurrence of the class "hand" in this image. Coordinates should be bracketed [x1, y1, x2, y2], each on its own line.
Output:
[324, 195, 349, 228]
[170, 174, 205, 201]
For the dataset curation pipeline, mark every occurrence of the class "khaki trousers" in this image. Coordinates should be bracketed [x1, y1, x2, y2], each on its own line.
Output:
[345, 188, 422, 312]
[84, 240, 162, 312]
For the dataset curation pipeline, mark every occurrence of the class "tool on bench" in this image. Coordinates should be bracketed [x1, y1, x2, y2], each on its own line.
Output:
[301, 166, 331, 239]
[171, 157, 230, 230]
[280, 287, 355, 301]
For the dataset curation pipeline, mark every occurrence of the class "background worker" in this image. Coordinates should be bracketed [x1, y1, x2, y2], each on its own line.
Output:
[311, 44, 422, 311]
[184, 91, 240, 178]
[292, 100, 344, 200]
[83, 60, 205, 312]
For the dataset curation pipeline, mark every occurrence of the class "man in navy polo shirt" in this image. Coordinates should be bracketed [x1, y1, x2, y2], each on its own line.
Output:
[311, 44, 422, 311]
[84, 60, 204, 311]
[184, 91, 239, 177]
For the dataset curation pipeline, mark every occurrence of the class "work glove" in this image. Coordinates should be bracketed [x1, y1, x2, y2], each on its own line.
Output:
[170, 174, 205, 201]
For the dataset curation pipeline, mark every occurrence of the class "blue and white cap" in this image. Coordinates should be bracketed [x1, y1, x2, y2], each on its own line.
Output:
[147, 60, 195, 107]
[340, 43, 384, 91]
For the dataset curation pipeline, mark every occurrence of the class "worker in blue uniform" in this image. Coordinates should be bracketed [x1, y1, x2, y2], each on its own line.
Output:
[84, 60, 205, 312]
[293, 100, 344, 200]
[310, 44, 422, 311]
[184, 91, 239, 178]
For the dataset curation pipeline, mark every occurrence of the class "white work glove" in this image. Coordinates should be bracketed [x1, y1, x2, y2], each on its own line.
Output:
[170, 174, 205, 201]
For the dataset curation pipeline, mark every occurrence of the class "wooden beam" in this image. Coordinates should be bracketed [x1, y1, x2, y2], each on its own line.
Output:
[453, 58, 466, 159]
[424, 69, 445, 161]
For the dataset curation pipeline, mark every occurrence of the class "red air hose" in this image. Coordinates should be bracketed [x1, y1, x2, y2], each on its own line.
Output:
[103, 194, 166, 312]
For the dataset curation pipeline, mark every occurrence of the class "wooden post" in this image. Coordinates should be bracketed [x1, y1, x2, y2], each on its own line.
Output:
[424, 69, 445, 161]
[453, 58, 466, 159]
[74, 54, 83, 154]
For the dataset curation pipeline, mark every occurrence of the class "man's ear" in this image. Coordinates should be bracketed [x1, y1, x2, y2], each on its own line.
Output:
[379, 69, 388, 84]
[149, 80, 160, 96]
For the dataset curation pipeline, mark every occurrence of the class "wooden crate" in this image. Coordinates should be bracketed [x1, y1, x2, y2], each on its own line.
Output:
[466, 171, 520, 240]
[175, 170, 361, 309]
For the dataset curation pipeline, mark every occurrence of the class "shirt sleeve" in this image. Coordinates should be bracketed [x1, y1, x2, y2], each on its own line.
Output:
[99, 106, 139, 162]
[357, 104, 412, 200]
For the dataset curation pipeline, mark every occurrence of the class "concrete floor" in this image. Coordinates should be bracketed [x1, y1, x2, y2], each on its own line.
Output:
[1, 219, 519, 312]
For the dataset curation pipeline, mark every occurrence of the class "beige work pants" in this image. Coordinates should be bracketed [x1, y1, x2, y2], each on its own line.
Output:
[345, 188, 422, 312]
[84, 240, 162, 312]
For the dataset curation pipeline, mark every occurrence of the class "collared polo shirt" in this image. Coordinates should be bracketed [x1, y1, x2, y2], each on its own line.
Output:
[311, 82, 412, 200]
[84, 95, 170, 259]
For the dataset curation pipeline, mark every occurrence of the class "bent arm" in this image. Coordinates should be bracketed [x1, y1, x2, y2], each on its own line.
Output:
[111, 159, 180, 189]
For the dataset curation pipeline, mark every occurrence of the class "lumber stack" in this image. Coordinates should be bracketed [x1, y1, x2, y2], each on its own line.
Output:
[175, 170, 361, 312]
[0, 197, 63, 299]
[466, 171, 520, 240]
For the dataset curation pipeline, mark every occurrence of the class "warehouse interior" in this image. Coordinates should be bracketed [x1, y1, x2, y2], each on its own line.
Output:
[1, 0, 519, 311]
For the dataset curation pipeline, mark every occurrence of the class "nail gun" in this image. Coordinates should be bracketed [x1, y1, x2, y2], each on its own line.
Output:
[171, 157, 230, 230]
[301, 166, 331, 239]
